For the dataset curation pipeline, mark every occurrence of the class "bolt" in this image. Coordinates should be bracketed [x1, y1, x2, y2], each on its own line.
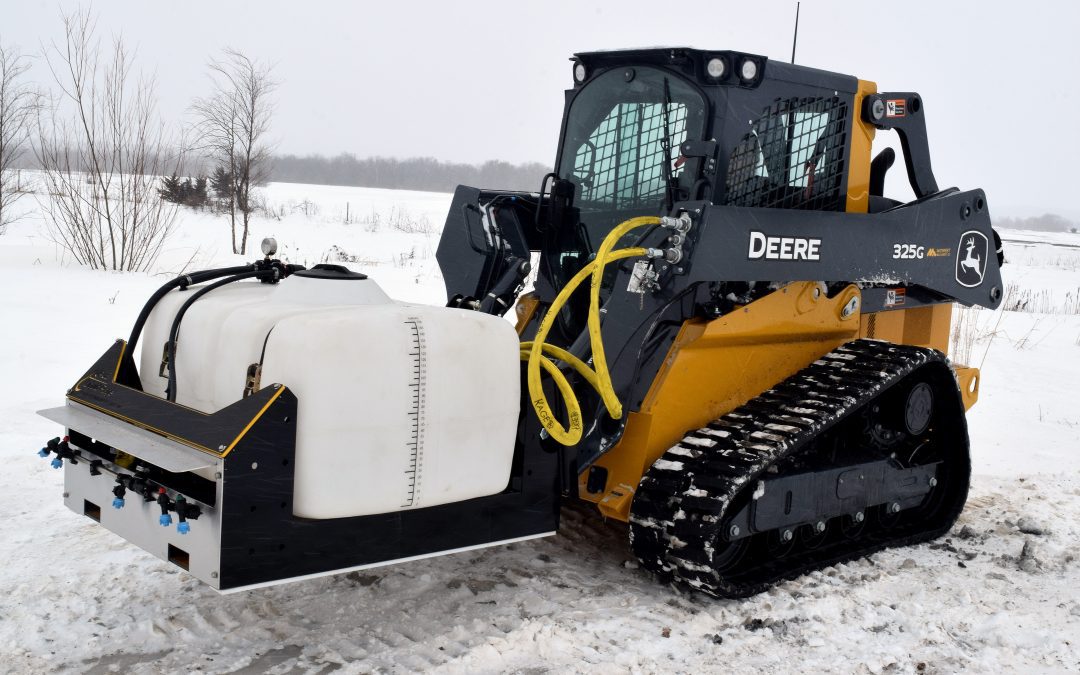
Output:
[871, 98, 886, 121]
[214, 472, 222, 479]
[62, 492, 70, 499]
[815, 521, 826, 533]
[782, 529, 794, 542]
[218, 445, 227, 451]
[211, 571, 219, 579]
[854, 511, 865, 523]
[728, 524, 740, 538]
[889, 502, 901, 514]
[928, 477, 938, 488]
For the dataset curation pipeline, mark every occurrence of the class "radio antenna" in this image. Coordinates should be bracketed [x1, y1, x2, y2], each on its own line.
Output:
[791, 2, 801, 64]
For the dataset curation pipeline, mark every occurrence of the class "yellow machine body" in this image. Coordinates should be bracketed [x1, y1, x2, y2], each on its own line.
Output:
[569, 78, 980, 522]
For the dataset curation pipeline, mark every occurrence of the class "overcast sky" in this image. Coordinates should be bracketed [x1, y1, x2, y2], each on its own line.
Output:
[3, 0, 1078, 217]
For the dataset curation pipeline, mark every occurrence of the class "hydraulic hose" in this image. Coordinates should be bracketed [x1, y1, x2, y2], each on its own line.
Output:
[165, 270, 269, 402]
[523, 215, 661, 446]
[127, 265, 254, 355]
[587, 216, 663, 418]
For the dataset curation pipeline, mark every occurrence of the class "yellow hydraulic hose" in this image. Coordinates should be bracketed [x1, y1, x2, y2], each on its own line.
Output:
[522, 216, 661, 446]
[587, 216, 662, 418]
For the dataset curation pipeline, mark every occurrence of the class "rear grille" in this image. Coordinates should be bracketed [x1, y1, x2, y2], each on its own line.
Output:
[724, 97, 848, 211]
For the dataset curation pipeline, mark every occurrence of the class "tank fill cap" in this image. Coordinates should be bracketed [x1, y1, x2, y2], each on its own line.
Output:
[293, 264, 369, 280]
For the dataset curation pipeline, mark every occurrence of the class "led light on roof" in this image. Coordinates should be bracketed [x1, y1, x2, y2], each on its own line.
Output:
[740, 59, 758, 81]
[706, 57, 726, 79]
[573, 62, 587, 83]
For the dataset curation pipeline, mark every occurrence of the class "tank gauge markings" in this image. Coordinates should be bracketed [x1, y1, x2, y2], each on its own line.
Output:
[403, 317, 427, 508]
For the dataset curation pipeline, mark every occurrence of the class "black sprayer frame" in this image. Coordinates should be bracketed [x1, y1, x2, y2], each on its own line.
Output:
[63, 341, 561, 590]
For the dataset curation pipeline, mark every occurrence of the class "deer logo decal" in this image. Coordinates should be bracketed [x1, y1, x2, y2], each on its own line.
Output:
[955, 230, 989, 288]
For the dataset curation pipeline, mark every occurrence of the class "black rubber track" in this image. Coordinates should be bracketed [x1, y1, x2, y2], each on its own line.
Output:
[628, 339, 971, 598]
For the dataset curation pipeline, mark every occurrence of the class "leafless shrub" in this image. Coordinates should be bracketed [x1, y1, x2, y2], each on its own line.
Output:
[0, 42, 41, 233]
[389, 206, 434, 234]
[321, 244, 380, 267]
[357, 205, 434, 234]
[34, 10, 179, 271]
[294, 198, 318, 217]
[393, 246, 417, 267]
[193, 49, 275, 255]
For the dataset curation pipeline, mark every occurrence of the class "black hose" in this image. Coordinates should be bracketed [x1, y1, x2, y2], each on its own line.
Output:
[127, 265, 253, 354]
[165, 270, 269, 402]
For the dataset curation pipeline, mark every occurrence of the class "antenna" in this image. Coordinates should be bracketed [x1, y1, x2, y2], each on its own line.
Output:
[791, 2, 801, 64]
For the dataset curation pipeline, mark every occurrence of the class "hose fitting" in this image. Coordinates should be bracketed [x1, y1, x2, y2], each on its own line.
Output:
[660, 212, 693, 233]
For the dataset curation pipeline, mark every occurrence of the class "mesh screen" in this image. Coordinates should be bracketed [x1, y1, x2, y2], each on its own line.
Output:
[724, 97, 848, 211]
[573, 102, 687, 209]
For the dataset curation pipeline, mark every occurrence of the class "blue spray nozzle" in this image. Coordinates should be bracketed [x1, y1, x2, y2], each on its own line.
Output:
[159, 513, 173, 527]
[50, 458, 63, 469]
[38, 448, 49, 458]
[112, 497, 125, 509]
[177, 521, 190, 535]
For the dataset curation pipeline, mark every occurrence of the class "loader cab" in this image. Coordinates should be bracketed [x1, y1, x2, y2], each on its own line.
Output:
[553, 49, 861, 232]
[543, 48, 861, 335]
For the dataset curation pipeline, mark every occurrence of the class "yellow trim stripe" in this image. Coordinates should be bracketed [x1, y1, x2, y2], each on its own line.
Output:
[112, 340, 127, 381]
[67, 385, 287, 458]
[221, 387, 286, 455]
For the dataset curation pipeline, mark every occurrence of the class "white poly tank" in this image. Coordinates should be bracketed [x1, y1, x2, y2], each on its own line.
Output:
[138, 265, 521, 518]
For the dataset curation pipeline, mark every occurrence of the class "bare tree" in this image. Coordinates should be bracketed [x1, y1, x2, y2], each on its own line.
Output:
[193, 49, 274, 255]
[0, 41, 39, 233]
[34, 10, 180, 271]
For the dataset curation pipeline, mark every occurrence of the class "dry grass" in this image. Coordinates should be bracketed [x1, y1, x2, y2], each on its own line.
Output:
[950, 304, 983, 365]
[1002, 283, 1080, 314]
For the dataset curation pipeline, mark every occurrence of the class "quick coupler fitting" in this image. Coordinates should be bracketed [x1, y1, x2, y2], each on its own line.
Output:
[645, 247, 683, 264]
[659, 213, 693, 233]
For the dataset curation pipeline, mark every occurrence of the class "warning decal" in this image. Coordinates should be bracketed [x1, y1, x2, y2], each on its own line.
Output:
[885, 288, 906, 307]
[886, 99, 906, 118]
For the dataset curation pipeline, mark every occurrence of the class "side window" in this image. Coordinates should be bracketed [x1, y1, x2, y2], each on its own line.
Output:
[724, 97, 848, 211]
[572, 101, 688, 209]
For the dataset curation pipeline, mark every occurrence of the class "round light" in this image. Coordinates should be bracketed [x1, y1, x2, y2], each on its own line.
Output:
[706, 57, 726, 79]
[261, 237, 278, 257]
[740, 59, 758, 81]
[573, 62, 587, 83]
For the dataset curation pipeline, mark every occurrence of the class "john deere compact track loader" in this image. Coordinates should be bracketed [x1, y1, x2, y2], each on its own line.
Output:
[38, 48, 1003, 597]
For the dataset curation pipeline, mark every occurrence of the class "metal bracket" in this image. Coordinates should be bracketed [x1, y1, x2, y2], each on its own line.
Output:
[862, 92, 939, 198]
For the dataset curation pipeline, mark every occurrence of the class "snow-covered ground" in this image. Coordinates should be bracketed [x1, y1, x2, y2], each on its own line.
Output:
[1, 182, 1078, 674]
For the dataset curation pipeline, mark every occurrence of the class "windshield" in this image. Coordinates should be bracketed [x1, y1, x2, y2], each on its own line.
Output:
[546, 67, 706, 339]
[558, 67, 707, 213]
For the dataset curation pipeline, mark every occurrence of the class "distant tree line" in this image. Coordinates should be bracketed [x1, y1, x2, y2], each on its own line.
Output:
[269, 154, 550, 193]
[997, 213, 1078, 233]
